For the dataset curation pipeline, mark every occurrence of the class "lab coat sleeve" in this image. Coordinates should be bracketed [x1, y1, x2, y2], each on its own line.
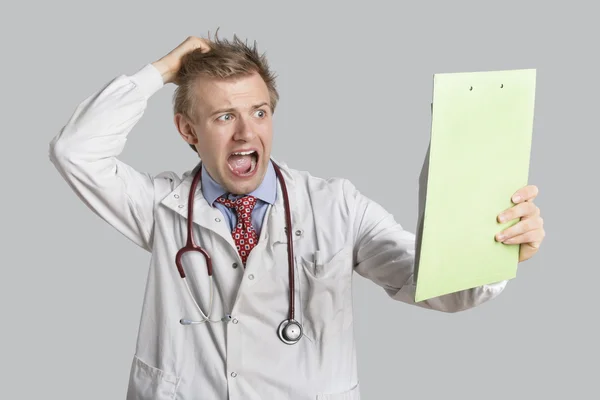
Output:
[48, 63, 165, 252]
[345, 179, 508, 313]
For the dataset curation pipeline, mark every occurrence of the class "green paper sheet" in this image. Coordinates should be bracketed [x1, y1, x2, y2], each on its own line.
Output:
[414, 68, 537, 302]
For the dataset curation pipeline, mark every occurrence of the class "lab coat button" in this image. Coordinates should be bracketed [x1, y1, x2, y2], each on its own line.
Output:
[248, 274, 254, 280]
[232, 262, 238, 269]
[178, 205, 184, 208]
[231, 372, 237, 377]
[215, 217, 221, 222]
[295, 229, 302, 236]
[232, 318, 239, 324]
[174, 194, 179, 199]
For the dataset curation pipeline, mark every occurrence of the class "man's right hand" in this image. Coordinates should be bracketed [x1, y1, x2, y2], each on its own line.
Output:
[152, 36, 211, 85]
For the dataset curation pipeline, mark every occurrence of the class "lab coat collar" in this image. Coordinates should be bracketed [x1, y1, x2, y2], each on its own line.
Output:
[159, 158, 302, 248]
[201, 160, 278, 207]
[159, 161, 235, 247]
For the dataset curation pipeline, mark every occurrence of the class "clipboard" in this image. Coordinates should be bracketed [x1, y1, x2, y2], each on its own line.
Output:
[414, 68, 537, 302]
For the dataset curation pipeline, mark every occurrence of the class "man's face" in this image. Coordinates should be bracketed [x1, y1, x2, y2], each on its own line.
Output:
[178, 72, 273, 195]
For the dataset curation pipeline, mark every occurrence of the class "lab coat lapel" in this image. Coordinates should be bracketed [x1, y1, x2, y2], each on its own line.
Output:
[237, 159, 302, 284]
[265, 160, 303, 247]
[159, 164, 236, 248]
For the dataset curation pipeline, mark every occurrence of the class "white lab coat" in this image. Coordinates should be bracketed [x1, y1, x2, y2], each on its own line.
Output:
[49, 63, 508, 399]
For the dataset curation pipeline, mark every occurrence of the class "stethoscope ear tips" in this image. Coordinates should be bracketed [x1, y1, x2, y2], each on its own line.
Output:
[278, 319, 303, 345]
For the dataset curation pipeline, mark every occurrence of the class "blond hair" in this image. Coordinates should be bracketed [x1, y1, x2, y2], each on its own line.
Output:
[172, 33, 279, 152]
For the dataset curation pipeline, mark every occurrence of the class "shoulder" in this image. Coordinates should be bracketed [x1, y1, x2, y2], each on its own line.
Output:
[276, 160, 360, 205]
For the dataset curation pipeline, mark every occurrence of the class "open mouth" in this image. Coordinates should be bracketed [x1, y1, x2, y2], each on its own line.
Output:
[227, 150, 259, 177]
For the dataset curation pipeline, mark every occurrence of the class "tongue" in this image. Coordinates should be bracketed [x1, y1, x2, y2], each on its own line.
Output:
[228, 155, 252, 174]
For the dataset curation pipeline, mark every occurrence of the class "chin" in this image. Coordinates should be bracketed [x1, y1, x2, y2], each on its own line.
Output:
[225, 180, 260, 196]
[224, 167, 265, 195]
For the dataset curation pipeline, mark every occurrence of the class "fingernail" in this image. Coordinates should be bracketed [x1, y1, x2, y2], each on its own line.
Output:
[497, 234, 505, 241]
[513, 195, 521, 203]
[499, 215, 506, 222]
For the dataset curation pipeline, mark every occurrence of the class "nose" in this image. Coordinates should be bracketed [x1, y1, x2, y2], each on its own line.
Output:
[232, 117, 256, 142]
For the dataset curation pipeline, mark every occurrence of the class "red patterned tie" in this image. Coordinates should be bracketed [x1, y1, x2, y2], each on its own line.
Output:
[215, 195, 258, 266]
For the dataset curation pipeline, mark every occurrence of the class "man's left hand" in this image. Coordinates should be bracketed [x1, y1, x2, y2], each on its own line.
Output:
[495, 185, 545, 262]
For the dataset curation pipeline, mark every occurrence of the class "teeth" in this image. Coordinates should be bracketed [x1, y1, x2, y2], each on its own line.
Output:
[232, 150, 256, 156]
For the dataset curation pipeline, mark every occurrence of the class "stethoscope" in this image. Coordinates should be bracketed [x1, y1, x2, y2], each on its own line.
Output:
[176, 159, 303, 345]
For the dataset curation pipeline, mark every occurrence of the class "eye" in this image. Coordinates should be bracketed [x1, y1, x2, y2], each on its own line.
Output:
[217, 113, 233, 122]
[254, 109, 267, 118]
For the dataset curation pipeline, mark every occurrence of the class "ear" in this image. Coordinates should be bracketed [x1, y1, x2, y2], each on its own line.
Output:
[174, 113, 199, 145]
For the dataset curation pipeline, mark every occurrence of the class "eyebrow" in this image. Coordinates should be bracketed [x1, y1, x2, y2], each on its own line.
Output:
[209, 102, 270, 117]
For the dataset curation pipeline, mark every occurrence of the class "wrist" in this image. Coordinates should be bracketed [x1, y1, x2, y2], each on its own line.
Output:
[151, 59, 174, 84]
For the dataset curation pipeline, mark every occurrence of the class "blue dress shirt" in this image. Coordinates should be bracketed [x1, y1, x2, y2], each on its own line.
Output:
[201, 161, 277, 237]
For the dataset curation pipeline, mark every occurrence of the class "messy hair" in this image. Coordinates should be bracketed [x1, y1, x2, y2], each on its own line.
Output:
[173, 32, 279, 152]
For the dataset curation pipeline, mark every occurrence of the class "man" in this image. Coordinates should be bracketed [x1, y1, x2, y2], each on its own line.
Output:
[49, 35, 545, 399]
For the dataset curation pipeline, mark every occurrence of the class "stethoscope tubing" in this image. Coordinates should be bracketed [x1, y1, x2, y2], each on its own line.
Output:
[176, 159, 299, 341]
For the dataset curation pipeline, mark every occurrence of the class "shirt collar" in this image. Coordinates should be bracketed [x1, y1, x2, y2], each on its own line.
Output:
[201, 160, 278, 206]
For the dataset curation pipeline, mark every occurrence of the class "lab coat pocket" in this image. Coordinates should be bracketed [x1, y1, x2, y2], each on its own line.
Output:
[317, 382, 360, 399]
[126, 355, 180, 400]
[298, 247, 353, 343]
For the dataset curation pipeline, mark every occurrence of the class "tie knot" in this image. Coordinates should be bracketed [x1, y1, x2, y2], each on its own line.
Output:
[216, 195, 257, 213]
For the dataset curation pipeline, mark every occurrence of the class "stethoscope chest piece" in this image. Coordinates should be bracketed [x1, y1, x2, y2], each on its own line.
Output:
[278, 319, 303, 345]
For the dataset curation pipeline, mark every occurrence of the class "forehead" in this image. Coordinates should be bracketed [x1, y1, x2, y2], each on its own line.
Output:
[193, 72, 270, 112]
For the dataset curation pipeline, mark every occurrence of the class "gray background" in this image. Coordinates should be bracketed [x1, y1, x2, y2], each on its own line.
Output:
[2, 0, 598, 398]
